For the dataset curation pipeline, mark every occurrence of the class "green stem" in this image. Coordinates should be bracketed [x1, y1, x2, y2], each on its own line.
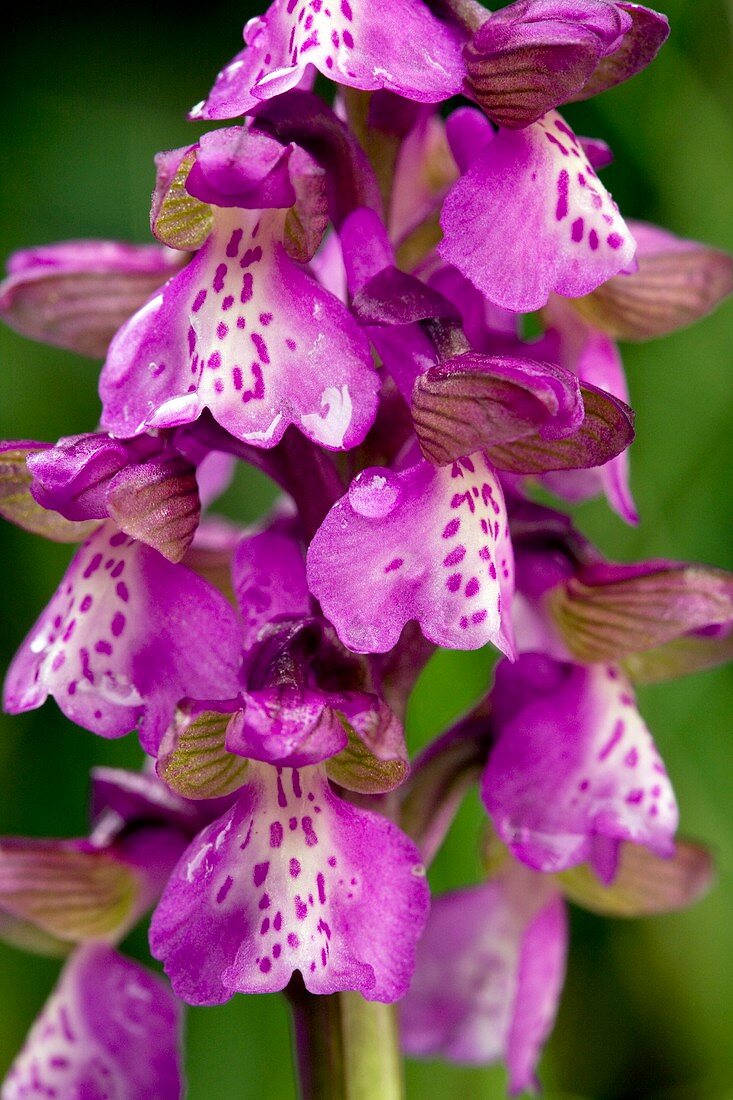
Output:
[287, 979, 404, 1100]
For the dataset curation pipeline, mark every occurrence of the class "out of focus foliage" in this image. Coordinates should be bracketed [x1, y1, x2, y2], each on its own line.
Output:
[0, 3, 731, 1096]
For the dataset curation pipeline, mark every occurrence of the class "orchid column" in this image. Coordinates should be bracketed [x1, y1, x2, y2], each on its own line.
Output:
[1, 2, 732, 1098]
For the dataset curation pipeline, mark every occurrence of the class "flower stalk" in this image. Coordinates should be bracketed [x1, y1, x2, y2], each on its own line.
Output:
[288, 981, 403, 1100]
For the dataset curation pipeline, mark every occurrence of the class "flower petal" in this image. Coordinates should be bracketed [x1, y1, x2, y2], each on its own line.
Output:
[0, 442, 99, 543]
[2, 944, 183, 1100]
[192, 0, 465, 120]
[400, 865, 566, 1095]
[233, 528, 310, 649]
[440, 110, 635, 311]
[573, 219, 733, 340]
[307, 453, 515, 655]
[483, 655, 678, 877]
[557, 836, 714, 917]
[0, 241, 182, 358]
[3, 522, 243, 751]
[100, 208, 378, 451]
[550, 559, 733, 664]
[149, 763, 429, 1003]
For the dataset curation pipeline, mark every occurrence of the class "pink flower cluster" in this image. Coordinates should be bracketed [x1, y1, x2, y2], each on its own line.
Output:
[1, 1, 731, 1095]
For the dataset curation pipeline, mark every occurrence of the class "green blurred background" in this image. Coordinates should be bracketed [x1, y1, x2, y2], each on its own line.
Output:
[0, 2, 731, 1096]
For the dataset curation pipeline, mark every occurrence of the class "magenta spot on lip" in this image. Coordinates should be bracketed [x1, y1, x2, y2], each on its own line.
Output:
[259, 893, 271, 910]
[251, 333, 270, 364]
[272, 944, 281, 959]
[253, 861, 270, 887]
[343, 28, 354, 47]
[384, 557, 403, 573]
[232, 367, 243, 391]
[192, 289, 207, 312]
[222, 295, 234, 311]
[589, 229, 599, 250]
[286, 337, 297, 350]
[598, 719, 624, 760]
[443, 518, 460, 539]
[295, 896, 308, 920]
[446, 573, 462, 593]
[95, 640, 112, 655]
[270, 822, 283, 848]
[83, 553, 103, 579]
[226, 229, 243, 258]
[111, 612, 126, 637]
[471, 609, 487, 624]
[290, 858, 301, 878]
[213, 263, 228, 292]
[116, 582, 129, 602]
[317, 872, 326, 904]
[626, 789, 644, 804]
[260, 917, 270, 934]
[443, 545, 466, 567]
[274, 911, 282, 931]
[341, 0, 352, 17]
[624, 748, 639, 767]
[259, 312, 273, 326]
[465, 577, 480, 597]
[607, 232, 624, 249]
[259, 957, 271, 973]
[217, 322, 228, 340]
[241, 273, 253, 304]
[80, 595, 93, 613]
[288, 933, 299, 947]
[302, 817, 318, 846]
[216, 875, 234, 904]
[571, 217, 584, 242]
[209, 351, 222, 370]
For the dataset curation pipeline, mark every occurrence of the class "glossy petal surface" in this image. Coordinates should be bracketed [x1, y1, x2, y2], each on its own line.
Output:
[483, 655, 678, 877]
[193, 0, 465, 119]
[149, 763, 428, 1003]
[440, 111, 635, 311]
[100, 209, 378, 450]
[307, 453, 515, 655]
[401, 866, 566, 1093]
[4, 523, 242, 750]
[2, 944, 182, 1100]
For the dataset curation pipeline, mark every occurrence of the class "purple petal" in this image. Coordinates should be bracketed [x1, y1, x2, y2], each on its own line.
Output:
[483, 655, 678, 877]
[0, 240, 182, 359]
[465, 12, 605, 129]
[91, 766, 204, 833]
[27, 433, 141, 521]
[185, 126, 297, 209]
[100, 208, 378, 451]
[440, 110, 636, 311]
[401, 866, 566, 1094]
[2, 944, 183, 1100]
[540, 302, 637, 523]
[4, 522, 243, 751]
[576, 2, 670, 99]
[233, 528, 310, 649]
[192, 0, 465, 119]
[307, 453, 515, 655]
[411, 353, 585, 467]
[225, 689, 349, 766]
[149, 763, 429, 1003]
[389, 112, 458, 245]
